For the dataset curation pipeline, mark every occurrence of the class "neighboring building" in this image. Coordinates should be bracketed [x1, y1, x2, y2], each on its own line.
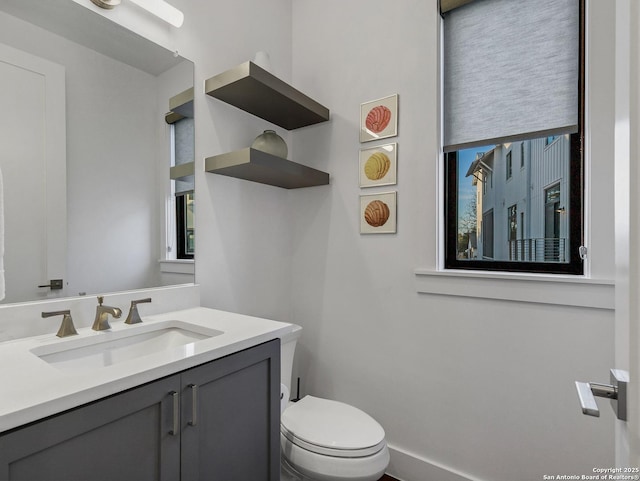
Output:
[466, 135, 571, 263]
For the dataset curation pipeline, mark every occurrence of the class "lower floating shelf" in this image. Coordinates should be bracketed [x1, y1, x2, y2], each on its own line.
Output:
[204, 148, 329, 189]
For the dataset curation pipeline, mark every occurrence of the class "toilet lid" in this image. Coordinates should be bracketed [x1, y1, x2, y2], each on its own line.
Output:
[281, 396, 386, 456]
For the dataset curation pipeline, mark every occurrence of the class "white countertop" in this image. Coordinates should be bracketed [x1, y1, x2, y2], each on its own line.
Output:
[0, 306, 295, 433]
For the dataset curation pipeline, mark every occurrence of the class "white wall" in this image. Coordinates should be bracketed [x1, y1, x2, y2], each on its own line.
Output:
[24, 0, 618, 479]
[163, 0, 295, 319]
[288, 1, 616, 480]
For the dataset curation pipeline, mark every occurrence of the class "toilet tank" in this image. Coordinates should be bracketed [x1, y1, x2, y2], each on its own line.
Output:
[280, 324, 302, 398]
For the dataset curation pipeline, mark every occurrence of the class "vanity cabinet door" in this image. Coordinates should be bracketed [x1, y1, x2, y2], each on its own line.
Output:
[180, 339, 281, 481]
[0, 375, 181, 481]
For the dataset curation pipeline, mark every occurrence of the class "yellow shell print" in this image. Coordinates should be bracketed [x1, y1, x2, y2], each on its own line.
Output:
[364, 152, 391, 181]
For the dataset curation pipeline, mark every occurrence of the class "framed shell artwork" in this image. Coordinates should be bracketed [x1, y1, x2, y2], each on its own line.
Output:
[359, 143, 397, 188]
[359, 94, 398, 143]
[360, 191, 397, 234]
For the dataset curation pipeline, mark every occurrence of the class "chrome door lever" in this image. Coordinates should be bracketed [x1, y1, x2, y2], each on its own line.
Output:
[575, 369, 628, 421]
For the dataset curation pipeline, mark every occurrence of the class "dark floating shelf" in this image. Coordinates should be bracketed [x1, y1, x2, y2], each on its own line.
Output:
[204, 148, 329, 189]
[170, 87, 194, 117]
[165, 87, 194, 124]
[204, 61, 330, 130]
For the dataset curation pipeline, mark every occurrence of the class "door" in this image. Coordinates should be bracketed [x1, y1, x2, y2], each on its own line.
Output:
[508, 204, 517, 260]
[0, 375, 181, 480]
[544, 184, 561, 262]
[0, 42, 66, 303]
[614, 0, 640, 467]
[180, 339, 281, 481]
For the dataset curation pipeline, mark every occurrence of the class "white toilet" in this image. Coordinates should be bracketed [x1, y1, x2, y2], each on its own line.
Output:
[280, 325, 390, 481]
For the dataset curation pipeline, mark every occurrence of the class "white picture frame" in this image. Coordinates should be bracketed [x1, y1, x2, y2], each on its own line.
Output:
[359, 94, 398, 143]
[360, 191, 397, 234]
[359, 143, 397, 188]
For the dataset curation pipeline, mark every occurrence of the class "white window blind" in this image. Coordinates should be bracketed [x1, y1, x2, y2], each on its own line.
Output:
[443, 0, 579, 151]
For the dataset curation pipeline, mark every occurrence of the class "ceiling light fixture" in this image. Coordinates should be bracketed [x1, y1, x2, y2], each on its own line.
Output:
[90, 0, 121, 9]
[90, 0, 184, 28]
[128, 0, 184, 28]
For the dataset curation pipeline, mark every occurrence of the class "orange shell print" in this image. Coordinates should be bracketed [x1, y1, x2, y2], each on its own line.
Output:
[365, 105, 392, 133]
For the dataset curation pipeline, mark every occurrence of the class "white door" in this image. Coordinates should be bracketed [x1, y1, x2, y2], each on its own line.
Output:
[614, 0, 640, 467]
[0, 43, 66, 303]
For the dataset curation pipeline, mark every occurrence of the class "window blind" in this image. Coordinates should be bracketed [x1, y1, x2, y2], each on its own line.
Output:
[173, 117, 194, 193]
[443, 0, 579, 151]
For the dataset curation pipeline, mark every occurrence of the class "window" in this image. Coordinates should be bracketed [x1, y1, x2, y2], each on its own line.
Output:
[442, 0, 583, 275]
[545, 135, 559, 146]
[176, 191, 195, 259]
[168, 116, 195, 260]
[482, 209, 494, 259]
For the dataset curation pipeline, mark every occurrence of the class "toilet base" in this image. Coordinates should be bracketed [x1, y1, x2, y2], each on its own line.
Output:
[281, 457, 305, 481]
[281, 458, 387, 481]
[281, 433, 389, 481]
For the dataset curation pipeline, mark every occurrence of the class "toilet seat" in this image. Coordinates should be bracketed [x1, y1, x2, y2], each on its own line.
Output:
[281, 425, 386, 458]
[281, 396, 387, 458]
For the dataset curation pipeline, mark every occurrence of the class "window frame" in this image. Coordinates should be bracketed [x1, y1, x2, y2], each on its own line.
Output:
[444, 133, 583, 274]
[442, 0, 585, 275]
[176, 191, 194, 260]
[168, 116, 195, 261]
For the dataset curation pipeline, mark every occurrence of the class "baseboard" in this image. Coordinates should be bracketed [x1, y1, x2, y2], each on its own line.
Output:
[386, 444, 483, 481]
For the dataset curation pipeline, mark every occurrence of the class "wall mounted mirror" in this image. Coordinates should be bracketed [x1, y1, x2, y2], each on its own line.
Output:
[0, 0, 194, 304]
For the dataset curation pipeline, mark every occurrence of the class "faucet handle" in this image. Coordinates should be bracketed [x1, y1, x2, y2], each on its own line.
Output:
[125, 298, 152, 325]
[97, 295, 104, 306]
[42, 310, 78, 338]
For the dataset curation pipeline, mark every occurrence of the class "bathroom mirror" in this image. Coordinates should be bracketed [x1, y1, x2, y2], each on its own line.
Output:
[0, 0, 194, 304]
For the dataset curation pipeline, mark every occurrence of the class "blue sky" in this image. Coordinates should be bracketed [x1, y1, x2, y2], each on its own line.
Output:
[457, 145, 494, 229]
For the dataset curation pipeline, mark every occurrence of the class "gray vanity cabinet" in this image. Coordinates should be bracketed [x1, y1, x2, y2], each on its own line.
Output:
[0, 374, 182, 481]
[180, 338, 281, 481]
[0, 339, 280, 481]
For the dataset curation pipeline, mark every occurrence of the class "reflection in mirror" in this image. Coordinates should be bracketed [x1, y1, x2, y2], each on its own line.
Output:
[167, 90, 195, 260]
[0, 0, 194, 304]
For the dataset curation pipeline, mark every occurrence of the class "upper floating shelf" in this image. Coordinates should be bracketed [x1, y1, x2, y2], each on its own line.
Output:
[204, 61, 330, 130]
[170, 87, 194, 118]
[165, 87, 194, 124]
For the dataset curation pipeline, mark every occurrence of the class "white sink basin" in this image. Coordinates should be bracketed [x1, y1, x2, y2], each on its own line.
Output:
[30, 321, 224, 372]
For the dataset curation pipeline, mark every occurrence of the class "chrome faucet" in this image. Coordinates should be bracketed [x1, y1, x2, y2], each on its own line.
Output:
[92, 296, 122, 331]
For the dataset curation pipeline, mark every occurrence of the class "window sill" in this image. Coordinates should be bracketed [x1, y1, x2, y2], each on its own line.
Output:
[159, 259, 195, 275]
[414, 268, 614, 309]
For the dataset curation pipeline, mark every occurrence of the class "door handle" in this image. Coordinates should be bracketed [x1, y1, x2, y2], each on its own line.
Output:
[188, 384, 198, 426]
[575, 369, 628, 421]
[37, 279, 63, 290]
[169, 391, 179, 435]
